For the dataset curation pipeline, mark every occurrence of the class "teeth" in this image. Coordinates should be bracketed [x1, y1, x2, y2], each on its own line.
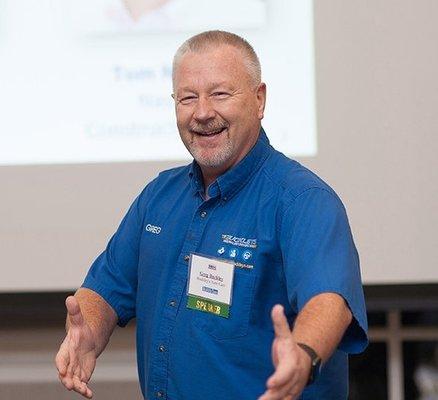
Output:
[197, 128, 225, 135]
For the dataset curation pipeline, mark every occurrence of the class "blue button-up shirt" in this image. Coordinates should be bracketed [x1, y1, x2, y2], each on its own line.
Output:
[83, 128, 368, 400]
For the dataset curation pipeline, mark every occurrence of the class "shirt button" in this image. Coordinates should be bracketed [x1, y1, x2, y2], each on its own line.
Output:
[158, 345, 166, 352]
[156, 391, 165, 398]
[184, 255, 190, 262]
[169, 300, 176, 307]
[200, 210, 207, 218]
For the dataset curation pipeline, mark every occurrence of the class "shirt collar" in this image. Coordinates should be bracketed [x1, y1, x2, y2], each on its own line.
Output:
[189, 127, 272, 200]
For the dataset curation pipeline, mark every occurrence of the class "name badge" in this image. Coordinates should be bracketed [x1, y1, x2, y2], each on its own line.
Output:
[187, 253, 235, 318]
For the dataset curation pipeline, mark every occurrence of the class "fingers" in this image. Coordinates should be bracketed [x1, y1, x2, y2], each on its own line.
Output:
[58, 372, 93, 398]
[258, 380, 300, 400]
[59, 372, 74, 390]
[57, 296, 95, 398]
[271, 304, 290, 339]
[84, 386, 93, 398]
[66, 296, 85, 327]
[73, 375, 93, 398]
[258, 386, 297, 400]
[265, 346, 309, 397]
[55, 345, 69, 376]
[259, 357, 296, 400]
[267, 358, 293, 389]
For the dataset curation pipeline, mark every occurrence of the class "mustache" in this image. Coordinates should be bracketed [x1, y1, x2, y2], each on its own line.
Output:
[189, 122, 228, 134]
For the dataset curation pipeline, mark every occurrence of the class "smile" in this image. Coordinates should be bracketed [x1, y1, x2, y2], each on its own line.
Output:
[192, 127, 227, 137]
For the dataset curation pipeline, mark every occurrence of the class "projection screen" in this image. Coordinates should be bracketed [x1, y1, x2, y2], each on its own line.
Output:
[0, 0, 437, 291]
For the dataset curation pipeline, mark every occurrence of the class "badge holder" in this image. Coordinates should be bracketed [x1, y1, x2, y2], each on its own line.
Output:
[186, 253, 235, 318]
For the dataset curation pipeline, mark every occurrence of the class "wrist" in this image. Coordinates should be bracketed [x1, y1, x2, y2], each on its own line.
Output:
[296, 342, 322, 386]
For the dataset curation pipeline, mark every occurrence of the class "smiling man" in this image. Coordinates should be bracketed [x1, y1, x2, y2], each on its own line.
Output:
[56, 31, 368, 400]
[173, 37, 265, 190]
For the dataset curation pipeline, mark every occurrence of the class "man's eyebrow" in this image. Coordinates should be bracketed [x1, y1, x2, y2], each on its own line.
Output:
[177, 86, 197, 93]
[177, 82, 234, 93]
[210, 82, 234, 90]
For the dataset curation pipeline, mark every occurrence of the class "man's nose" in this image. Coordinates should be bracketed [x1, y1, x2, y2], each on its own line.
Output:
[193, 97, 216, 122]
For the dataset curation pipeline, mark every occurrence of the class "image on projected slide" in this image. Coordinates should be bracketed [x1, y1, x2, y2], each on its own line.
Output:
[71, 0, 267, 33]
[0, 0, 316, 165]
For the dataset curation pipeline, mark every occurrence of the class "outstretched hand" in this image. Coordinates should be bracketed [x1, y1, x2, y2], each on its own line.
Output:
[258, 305, 311, 400]
[55, 296, 97, 398]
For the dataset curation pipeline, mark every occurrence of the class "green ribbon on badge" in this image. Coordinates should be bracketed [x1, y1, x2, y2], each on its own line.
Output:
[187, 295, 229, 318]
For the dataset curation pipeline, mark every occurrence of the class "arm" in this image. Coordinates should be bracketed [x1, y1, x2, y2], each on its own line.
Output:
[55, 186, 149, 397]
[259, 293, 352, 400]
[66, 288, 118, 356]
[291, 292, 352, 361]
[55, 288, 118, 399]
[262, 188, 367, 400]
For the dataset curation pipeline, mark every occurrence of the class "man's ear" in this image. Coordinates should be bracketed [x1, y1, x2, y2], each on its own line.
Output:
[256, 83, 267, 120]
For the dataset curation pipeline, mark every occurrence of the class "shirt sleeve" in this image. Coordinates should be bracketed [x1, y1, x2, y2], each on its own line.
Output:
[81, 189, 146, 327]
[279, 187, 368, 353]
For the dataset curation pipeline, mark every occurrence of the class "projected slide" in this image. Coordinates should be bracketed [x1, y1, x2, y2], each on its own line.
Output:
[0, 0, 316, 165]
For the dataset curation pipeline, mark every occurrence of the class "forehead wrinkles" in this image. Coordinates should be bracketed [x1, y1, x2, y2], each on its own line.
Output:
[174, 47, 251, 91]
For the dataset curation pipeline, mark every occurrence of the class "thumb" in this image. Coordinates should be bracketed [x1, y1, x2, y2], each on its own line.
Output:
[66, 296, 85, 327]
[271, 304, 291, 339]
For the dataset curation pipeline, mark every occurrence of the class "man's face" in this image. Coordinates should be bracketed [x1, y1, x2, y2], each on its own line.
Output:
[173, 45, 266, 174]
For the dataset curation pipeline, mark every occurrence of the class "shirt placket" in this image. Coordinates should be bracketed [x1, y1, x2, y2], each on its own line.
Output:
[149, 193, 219, 400]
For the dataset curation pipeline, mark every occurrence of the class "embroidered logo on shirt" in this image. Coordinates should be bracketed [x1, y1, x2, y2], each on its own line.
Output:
[216, 243, 255, 270]
[242, 250, 252, 260]
[229, 248, 239, 258]
[221, 234, 257, 249]
[145, 224, 161, 234]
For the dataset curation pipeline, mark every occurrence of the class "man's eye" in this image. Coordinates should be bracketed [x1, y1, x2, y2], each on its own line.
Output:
[179, 96, 197, 105]
[212, 92, 230, 99]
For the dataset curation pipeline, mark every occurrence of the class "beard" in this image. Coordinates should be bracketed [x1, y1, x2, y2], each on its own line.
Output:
[188, 136, 234, 168]
[183, 121, 234, 168]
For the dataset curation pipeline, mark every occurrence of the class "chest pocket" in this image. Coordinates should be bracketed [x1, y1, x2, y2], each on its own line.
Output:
[193, 269, 256, 340]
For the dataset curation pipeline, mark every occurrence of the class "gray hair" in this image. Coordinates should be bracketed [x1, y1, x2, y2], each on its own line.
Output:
[172, 30, 262, 88]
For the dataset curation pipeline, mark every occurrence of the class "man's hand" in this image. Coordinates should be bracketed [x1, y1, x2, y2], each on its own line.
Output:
[55, 296, 97, 399]
[258, 305, 311, 400]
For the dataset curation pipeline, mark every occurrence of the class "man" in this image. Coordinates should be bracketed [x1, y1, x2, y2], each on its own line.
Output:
[55, 31, 367, 400]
